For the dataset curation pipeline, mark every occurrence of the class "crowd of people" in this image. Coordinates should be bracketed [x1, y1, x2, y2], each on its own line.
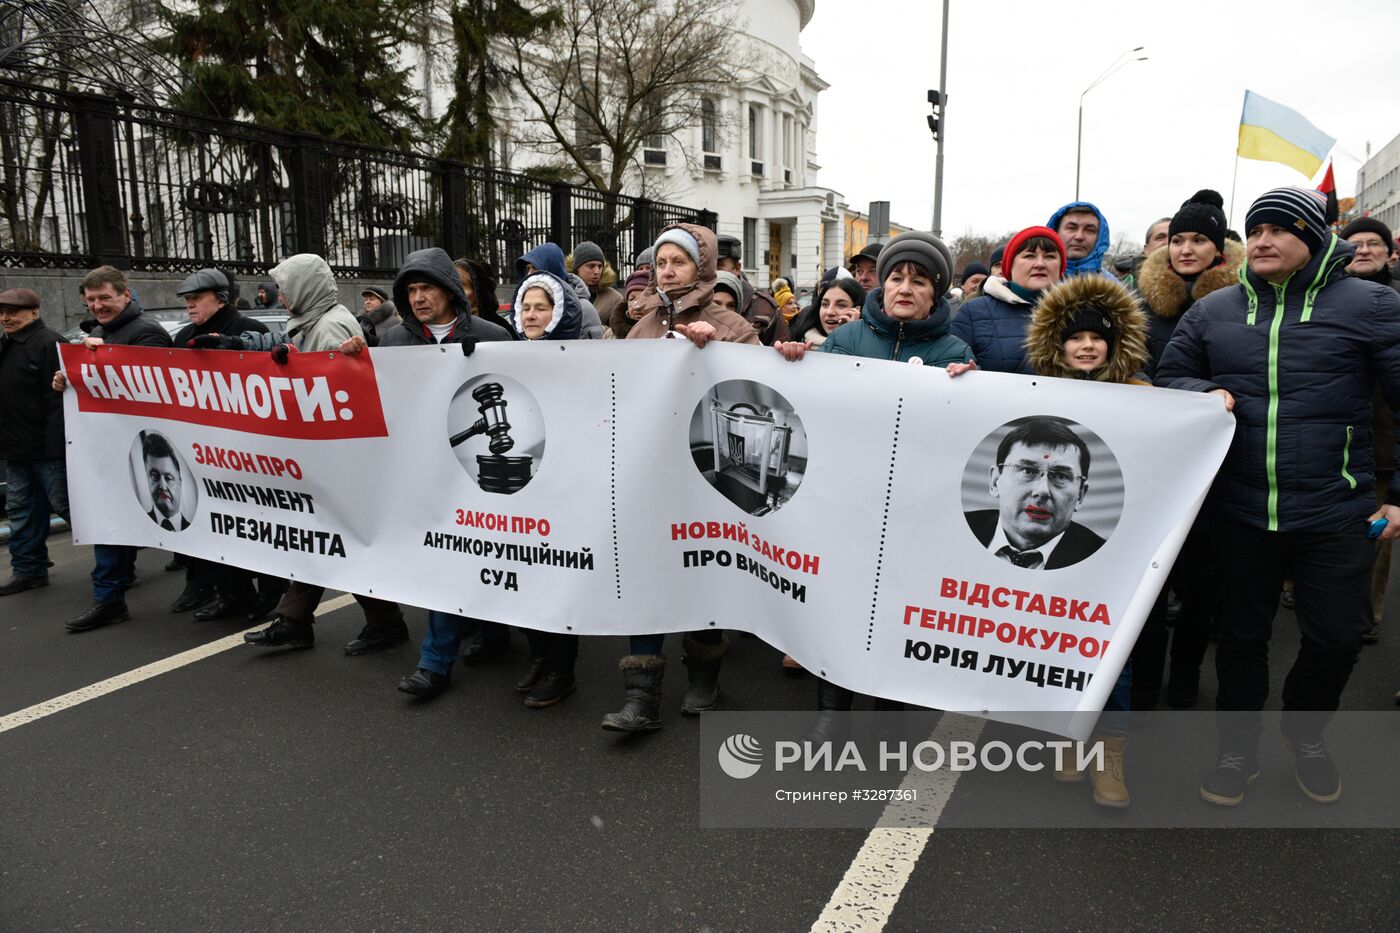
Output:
[3, 185, 1399, 811]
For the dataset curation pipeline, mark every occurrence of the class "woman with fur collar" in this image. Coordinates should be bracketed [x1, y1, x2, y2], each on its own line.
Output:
[1133, 191, 1241, 714]
[1136, 190, 1244, 374]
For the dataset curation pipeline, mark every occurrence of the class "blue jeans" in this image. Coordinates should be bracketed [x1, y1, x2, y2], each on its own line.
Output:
[92, 544, 137, 604]
[5, 459, 69, 577]
[1097, 660, 1133, 736]
[629, 629, 722, 656]
[419, 610, 469, 675]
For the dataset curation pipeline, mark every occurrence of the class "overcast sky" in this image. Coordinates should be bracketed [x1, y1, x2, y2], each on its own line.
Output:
[801, 0, 1400, 252]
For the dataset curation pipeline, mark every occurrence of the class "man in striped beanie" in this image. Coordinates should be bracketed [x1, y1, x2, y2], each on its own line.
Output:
[1156, 185, 1400, 808]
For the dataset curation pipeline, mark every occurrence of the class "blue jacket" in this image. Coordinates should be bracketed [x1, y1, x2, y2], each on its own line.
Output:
[1156, 235, 1400, 533]
[820, 287, 972, 366]
[947, 277, 1036, 374]
[1047, 201, 1110, 277]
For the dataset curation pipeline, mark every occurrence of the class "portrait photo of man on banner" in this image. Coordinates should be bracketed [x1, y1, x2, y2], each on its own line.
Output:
[961, 416, 1122, 571]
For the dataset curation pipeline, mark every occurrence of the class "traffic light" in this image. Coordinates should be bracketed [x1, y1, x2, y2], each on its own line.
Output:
[927, 89, 944, 141]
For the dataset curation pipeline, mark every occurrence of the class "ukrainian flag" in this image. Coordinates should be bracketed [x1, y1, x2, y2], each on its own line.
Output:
[1238, 91, 1335, 178]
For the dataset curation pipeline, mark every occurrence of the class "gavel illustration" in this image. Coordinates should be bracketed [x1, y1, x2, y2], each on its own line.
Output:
[450, 382, 514, 454]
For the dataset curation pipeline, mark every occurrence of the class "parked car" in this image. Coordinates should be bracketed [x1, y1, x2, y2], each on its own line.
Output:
[63, 308, 290, 343]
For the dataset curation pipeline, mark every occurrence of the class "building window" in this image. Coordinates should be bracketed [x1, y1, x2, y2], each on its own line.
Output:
[644, 96, 665, 151]
[701, 98, 717, 154]
[748, 106, 758, 159]
[743, 217, 757, 268]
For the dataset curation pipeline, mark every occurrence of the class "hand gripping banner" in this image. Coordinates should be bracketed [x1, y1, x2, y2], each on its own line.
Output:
[60, 341, 1233, 738]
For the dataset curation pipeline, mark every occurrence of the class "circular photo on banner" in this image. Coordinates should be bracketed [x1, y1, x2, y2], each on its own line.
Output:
[960, 416, 1122, 571]
[447, 374, 545, 495]
[689, 380, 807, 516]
[128, 429, 196, 532]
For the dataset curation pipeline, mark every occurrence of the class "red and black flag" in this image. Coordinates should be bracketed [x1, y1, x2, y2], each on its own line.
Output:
[1316, 160, 1339, 224]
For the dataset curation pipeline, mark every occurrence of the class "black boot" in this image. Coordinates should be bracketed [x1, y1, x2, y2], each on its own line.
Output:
[681, 634, 727, 715]
[805, 679, 855, 745]
[171, 582, 215, 613]
[600, 655, 665, 732]
[460, 620, 509, 663]
[66, 600, 130, 633]
[398, 668, 451, 699]
[243, 616, 314, 649]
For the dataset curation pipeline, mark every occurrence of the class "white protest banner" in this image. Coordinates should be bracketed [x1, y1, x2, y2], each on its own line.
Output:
[60, 340, 1233, 737]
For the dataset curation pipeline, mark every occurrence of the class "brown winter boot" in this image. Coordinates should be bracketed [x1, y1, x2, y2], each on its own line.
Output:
[1088, 734, 1129, 808]
[1055, 741, 1086, 783]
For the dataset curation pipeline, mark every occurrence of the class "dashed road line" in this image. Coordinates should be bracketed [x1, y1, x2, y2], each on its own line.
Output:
[811, 714, 987, 932]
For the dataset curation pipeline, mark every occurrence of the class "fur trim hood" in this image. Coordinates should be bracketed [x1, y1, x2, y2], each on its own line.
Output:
[1137, 238, 1244, 319]
[1026, 274, 1148, 384]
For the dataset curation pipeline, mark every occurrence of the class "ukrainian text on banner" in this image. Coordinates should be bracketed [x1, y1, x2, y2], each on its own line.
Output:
[60, 341, 1233, 737]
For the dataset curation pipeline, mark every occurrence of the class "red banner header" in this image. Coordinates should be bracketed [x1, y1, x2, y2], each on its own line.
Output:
[59, 344, 388, 440]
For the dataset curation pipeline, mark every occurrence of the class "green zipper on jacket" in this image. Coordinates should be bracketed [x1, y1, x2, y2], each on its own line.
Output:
[1342, 425, 1356, 490]
[1246, 234, 1346, 531]
[891, 323, 904, 361]
[1264, 278, 1288, 530]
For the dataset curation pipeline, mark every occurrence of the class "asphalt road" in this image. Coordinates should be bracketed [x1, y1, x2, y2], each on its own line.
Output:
[1, 533, 1397, 931]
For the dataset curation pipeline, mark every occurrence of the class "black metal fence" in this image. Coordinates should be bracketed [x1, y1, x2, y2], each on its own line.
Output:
[0, 80, 714, 284]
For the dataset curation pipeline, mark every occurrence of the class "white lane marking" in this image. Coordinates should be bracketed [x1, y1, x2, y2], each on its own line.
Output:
[811, 714, 987, 932]
[0, 593, 357, 734]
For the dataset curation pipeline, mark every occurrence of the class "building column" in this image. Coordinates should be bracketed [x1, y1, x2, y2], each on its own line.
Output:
[792, 209, 825, 290]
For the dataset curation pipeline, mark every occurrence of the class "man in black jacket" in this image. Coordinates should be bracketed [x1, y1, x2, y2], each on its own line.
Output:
[54, 266, 175, 632]
[0, 289, 69, 596]
[1341, 218, 1400, 646]
[1157, 187, 1400, 807]
[378, 247, 512, 349]
[168, 268, 279, 622]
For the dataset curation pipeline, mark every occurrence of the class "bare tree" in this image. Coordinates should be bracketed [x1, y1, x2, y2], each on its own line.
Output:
[949, 231, 1016, 275]
[505, 0, 739, 199]
[0, 0, 188, 252]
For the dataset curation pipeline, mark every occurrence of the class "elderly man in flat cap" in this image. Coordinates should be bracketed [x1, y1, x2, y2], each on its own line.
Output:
[0, 288, 70, 597]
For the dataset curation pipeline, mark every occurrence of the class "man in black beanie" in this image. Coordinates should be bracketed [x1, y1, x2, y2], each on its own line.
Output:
[959, 262, 990, 301]
[1157, 186, 1400, 807]
[1341, 217, 1397, 291]
[1341, 216, 1400, 647]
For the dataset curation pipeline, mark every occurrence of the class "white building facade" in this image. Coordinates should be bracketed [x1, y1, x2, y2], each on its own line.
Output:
[1357, 132, 1400, 235]
[452, 0, 851, 290]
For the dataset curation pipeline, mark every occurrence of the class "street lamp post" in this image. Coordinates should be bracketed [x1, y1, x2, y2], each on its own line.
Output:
[1075, 47, 1147, 200]
[931, 0, 949, 237]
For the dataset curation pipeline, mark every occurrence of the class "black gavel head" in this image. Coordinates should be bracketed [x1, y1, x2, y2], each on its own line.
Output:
[472, 382, 514, 455]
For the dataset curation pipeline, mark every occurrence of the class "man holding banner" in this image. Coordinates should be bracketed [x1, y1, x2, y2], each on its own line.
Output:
[56, 267, 174, 633]
[1157, 187, 1400, 807]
